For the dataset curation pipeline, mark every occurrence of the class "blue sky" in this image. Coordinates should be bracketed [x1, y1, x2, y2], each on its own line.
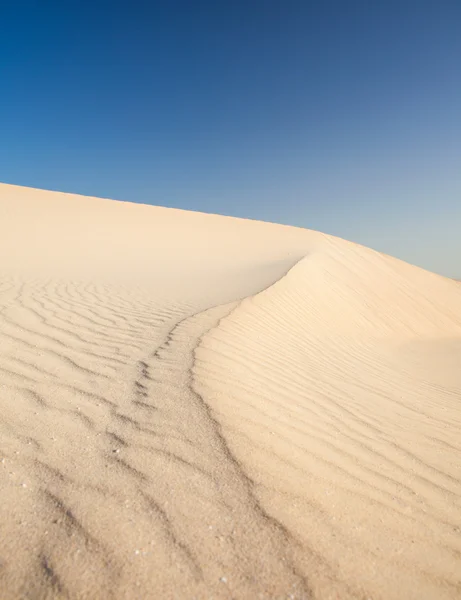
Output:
[1, 1, 460, 276]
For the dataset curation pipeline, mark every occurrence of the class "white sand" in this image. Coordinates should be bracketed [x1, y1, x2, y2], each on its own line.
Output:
[0, 182, 460, 599]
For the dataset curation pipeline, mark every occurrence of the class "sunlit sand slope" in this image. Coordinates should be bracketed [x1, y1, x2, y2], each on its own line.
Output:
[1, 183, 460, 599]
[195, 241, 461, 600]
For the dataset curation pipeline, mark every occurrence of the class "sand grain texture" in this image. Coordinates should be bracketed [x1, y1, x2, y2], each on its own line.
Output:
[0, 183, 460, 599]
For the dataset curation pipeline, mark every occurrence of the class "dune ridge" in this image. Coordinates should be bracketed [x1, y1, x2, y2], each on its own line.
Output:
[0, 183, 460, 599]
[194, 245, 461, 600]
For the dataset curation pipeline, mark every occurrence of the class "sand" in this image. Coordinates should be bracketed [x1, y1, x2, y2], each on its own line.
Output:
[0, 182, 460, 600]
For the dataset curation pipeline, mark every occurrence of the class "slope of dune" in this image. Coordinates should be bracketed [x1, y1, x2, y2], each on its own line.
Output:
[0, 182, 460, 599]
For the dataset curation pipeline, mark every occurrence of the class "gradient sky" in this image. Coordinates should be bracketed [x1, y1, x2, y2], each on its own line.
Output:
[1, 1, 460, 277]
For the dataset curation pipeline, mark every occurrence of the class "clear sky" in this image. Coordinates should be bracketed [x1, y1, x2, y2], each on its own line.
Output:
[1, 1, 460, 277]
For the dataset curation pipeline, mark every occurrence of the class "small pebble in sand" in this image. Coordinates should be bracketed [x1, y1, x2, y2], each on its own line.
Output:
[113, 449, 120, 454]
[220, 577, 227, 584]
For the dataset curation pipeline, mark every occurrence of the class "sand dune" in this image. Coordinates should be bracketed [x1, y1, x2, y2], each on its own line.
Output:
[0, 183, 460, 599]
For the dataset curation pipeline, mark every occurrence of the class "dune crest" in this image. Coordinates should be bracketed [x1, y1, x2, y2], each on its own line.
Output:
[1, 183, 460, 599]
[194, 246, 461, 599]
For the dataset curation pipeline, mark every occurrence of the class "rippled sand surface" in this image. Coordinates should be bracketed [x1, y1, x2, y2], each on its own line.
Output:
[1, 183, 460, 599]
